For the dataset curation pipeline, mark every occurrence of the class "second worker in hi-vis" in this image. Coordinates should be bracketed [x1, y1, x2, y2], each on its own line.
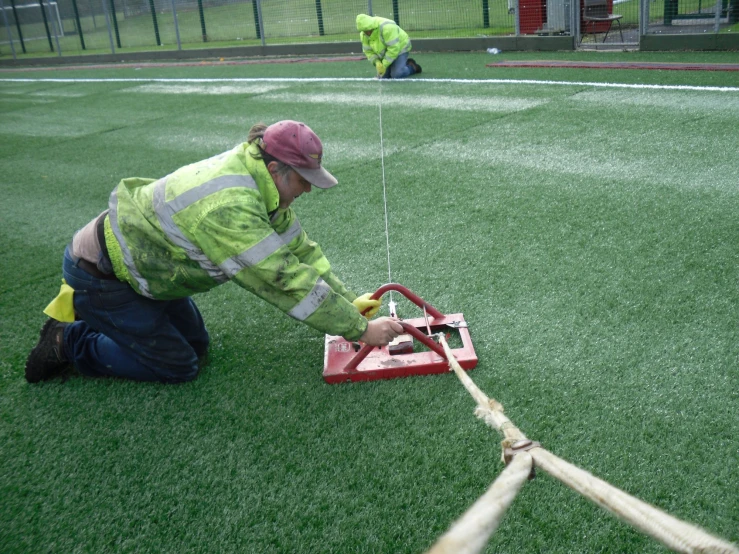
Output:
[357, 13, 422, 79]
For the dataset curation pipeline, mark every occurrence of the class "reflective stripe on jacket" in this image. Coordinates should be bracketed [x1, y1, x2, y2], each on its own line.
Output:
[103, 143, 367, 340]
[356, 14, 411, 68]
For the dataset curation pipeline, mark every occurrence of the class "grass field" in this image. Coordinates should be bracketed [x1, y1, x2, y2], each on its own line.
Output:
[1, 51, 738, 553]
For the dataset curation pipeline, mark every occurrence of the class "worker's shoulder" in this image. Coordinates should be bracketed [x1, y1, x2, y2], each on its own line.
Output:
[171, 170, 265, 222]
[189, 190, 269, 232]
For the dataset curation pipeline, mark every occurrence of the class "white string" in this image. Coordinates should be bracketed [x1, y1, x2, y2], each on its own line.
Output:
[378, 82, 395, 315]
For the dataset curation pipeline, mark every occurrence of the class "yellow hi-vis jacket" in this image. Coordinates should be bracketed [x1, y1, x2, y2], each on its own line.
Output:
[103, 142, 368, 340]
[356, 14, 411, 71]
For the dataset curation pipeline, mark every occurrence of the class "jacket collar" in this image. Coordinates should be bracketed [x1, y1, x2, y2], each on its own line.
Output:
[243, 142, 280, 215]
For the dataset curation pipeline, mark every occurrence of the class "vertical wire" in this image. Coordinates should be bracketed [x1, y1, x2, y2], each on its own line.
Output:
[378, 83, 395, 314]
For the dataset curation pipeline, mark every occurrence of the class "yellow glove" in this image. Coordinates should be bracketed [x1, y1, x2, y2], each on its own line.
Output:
[353, 293, 381, 319]
[375, 61, 386, 77]
[43, 279, 75, 323]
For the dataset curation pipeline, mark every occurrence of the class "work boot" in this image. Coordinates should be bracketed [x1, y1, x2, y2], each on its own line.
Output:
[407, 58, 422, 74]
[25, 319, 69, 383]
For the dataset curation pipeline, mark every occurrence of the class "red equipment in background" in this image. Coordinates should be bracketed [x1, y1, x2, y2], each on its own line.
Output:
[323, 284, 478, 384]
[519, 0, 546, 34]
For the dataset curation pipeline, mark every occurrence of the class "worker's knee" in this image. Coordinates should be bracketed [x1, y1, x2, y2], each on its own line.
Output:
[143, 346, 203, 384]
[162, 367, 200, 384]
[155, 360, 200, 384]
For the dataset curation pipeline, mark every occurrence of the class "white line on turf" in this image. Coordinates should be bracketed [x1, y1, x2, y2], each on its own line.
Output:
[0, 77, 738, 92]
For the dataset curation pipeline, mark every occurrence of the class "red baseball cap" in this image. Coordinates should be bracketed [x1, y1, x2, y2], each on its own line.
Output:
[262, 120, 338, 189]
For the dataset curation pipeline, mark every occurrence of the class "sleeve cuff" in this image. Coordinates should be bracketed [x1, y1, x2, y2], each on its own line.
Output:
[343, 317, 368, 342]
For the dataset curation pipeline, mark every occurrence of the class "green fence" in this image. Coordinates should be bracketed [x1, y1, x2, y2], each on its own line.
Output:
[646, 0, 739, 34]
[0, 0, 736, 58]
[0, 0, 517, 57]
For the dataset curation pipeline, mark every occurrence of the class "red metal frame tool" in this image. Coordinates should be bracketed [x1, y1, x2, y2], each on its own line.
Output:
[323, 284, 478, 383]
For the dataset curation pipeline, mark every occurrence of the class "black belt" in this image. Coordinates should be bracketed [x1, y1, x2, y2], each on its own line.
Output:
[78, 258, 118, 280]
[77, 213, 118, 280]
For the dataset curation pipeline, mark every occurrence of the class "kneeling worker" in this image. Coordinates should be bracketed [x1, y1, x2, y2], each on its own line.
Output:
[356, 13, 421, 79]
[26, 120, 403, 383]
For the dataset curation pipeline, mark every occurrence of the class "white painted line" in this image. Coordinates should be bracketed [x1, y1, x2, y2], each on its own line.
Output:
[128, 83, 291, 94]
[0, 77, 738, 92]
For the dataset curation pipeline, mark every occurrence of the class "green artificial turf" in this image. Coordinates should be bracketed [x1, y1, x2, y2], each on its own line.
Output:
[1, 52, 738, 553]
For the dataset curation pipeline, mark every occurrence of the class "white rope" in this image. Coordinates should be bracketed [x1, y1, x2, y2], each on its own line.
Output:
[435, 336, 739, 554]
[425, 452, 534, 554]
[441, 338, 527, 444]
[532, 449, 739, 554]
[378, 82, 395, 312]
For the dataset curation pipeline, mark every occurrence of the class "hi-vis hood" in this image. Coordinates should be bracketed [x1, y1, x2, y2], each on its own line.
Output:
[356, 13, 385, 32]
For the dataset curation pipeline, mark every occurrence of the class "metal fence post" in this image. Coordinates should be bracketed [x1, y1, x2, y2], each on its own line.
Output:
[0, 0, 17, 59]
[38, 0, 54, 51]
[101, 0, 115, 53]
[251, 0, 260, 40]
[570, 0, 579, 41]
[392, 0, 399, 24]
[9, 0, 25, 53]
[639, 0, 648, 36]
[483, 0, 490, 27]
[71, 0, 86, 49]
[148, 0, 161, 46]
[197, 0, 206, 41]
[256, 0, 265, 46]
[315, 0, 324, 35]
[109, 0, 120, 48]
[515, 0, 520, 35]
[368, 0, 372, 15]
[170, 0, 181, 49]
[46, 0, 62, 55]
[714, 0, 721, 31]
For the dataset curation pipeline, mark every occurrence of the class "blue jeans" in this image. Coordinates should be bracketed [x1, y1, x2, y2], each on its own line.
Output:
[61, 246, 209, 383]
[382, 52, 414, 79]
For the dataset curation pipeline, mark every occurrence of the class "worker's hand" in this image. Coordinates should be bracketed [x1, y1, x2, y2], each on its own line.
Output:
[352, 293, 382, 319]
[360, 317, 403, 347]
[375, 61, 386, 77]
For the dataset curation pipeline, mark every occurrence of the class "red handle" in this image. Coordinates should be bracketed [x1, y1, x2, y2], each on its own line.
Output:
[344, 321, 447, 372]
[360, 283, 444, 319]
